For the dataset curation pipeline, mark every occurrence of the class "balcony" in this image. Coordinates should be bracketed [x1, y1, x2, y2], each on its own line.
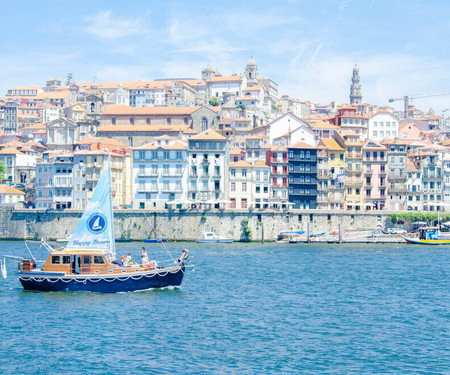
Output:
[345, 179, 362, 186]
[388, 174, 407, 180]
[389, 186, 406, 193]
[364, 170, 373, 175]
[86, 174, 100, 182]
[189, 172, 198, 178]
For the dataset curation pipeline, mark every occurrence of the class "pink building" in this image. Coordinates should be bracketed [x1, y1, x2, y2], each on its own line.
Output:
[362, 140, 388, 210]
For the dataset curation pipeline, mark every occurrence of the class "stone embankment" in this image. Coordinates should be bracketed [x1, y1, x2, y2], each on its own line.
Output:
[0, 207, 400, 242]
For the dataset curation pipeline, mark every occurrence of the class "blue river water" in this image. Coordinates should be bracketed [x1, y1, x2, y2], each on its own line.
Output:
[0, 240, 449, 374]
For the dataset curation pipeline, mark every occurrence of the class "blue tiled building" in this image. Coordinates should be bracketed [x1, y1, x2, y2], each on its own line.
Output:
[288, 142, 318, 209]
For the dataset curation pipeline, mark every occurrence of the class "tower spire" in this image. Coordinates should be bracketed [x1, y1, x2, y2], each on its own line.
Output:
[350, 64, 362, 104]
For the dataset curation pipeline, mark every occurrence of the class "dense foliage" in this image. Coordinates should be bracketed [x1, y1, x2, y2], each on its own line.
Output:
[0, 161, 5, 181]
[208, 96, 219, 106]
[390, 212, 450, 224]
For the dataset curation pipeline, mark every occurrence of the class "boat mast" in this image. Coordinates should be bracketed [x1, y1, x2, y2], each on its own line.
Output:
[108, 151, 116, 260]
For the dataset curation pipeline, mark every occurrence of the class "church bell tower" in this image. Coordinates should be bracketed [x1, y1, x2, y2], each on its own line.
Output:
[350, 64, 362, 104]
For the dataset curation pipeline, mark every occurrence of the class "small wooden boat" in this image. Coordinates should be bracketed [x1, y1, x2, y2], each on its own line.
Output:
[402, 227, 450, 245]
[2, 154, 190, 293]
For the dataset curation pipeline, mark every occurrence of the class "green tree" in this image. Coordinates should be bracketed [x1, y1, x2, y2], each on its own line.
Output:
[209, 96, 219, 106]
[0, 161, 5, 181]
[236, 103, 246, 110]
[272, 104, 278, 111]
[241, 218, 252, 242]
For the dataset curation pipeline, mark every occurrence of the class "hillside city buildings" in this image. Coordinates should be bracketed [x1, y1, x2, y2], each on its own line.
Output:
[1, 58, 450, 213]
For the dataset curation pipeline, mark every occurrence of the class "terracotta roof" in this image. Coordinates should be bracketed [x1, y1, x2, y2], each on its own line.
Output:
[0, 147, 23, 155]
[0, 185, 25, 195]
[230, 160, 252, 168]
[134, 141, 187, 150]
[23, 141, 47, 148]
[183, 128, 198, 134]
[103, 104, 202, 116]
[189, 129, 226, 141]
[242, 85, 262, 92]
[319, 138, 344, 150]
[381, 138, 411, 146]
[235, 117, 250, 122]
[35, 91, 71, 100]
[406, 158, 420, 171]
[74, 150, 108, 157]
[20, 123, 46, 131]
[310, 121, 338, 130]
[230, 148, 245, 155]
[289, 141, 315, 149]
[246, 135, 268, 140]
[210, 76, 242, 82]
[253, 160, 269, 168]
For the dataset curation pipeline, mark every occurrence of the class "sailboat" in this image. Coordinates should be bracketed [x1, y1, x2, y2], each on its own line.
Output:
[3, 154, 189, 293]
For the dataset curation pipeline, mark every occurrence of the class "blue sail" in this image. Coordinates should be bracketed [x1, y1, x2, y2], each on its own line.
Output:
[65, 154, 115, 259]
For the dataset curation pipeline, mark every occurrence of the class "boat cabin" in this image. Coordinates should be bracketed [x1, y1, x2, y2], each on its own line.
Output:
[42, 251, 111, 275]
[418, 227, 439, 241]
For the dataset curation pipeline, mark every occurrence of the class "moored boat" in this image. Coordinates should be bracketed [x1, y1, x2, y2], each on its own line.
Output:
[197, 232, 234, 243]
[402, 227, 450, 245]
[2, 154, 190, 293]
[144, 239, 167, 243]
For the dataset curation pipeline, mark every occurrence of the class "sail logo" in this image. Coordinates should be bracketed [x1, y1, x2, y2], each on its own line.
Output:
[87, 214, 107, 234]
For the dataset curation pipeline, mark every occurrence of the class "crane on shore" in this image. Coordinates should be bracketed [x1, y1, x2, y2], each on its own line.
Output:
[388, 92, 450, 118]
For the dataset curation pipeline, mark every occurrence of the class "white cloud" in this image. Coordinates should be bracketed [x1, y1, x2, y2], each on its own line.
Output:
[279, 51, 450, 112]
[84, 11, 147, 40]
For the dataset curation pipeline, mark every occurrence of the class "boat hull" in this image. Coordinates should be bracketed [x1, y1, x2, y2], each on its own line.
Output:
[197, 239, 234, 243]
[402, 236, 450, 245]
[144, 239, 167, 243]
[18, 266, 185, 293]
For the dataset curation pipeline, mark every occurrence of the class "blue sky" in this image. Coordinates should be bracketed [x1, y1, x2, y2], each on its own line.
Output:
[1, 0, 450, 113]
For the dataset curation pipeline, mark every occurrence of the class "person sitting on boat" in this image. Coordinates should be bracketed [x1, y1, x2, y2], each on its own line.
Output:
[141, 247, 149, 262]
[121, 256, 128, 266]
[126, 253, 137, 265]
[178, 249, 189, 265]
[140, 247, 157, 269]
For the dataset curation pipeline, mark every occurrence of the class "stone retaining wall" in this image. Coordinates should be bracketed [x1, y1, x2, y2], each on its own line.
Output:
[0, 208, 396, 241]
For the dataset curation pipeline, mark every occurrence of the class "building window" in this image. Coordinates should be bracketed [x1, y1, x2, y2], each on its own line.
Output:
[241, 198, 247, 209]
[242, 182, 247, 192]
[146, 118, 150, 125]
[167, 117, 171, 125]
[201, 117, 208, 131]
[231, 182, 236, 192]
[130, 117, 134, 125]
[112, 117, 116, 125]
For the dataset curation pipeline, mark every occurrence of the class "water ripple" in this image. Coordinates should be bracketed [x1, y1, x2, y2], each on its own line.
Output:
[0, 241, 449, 374]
